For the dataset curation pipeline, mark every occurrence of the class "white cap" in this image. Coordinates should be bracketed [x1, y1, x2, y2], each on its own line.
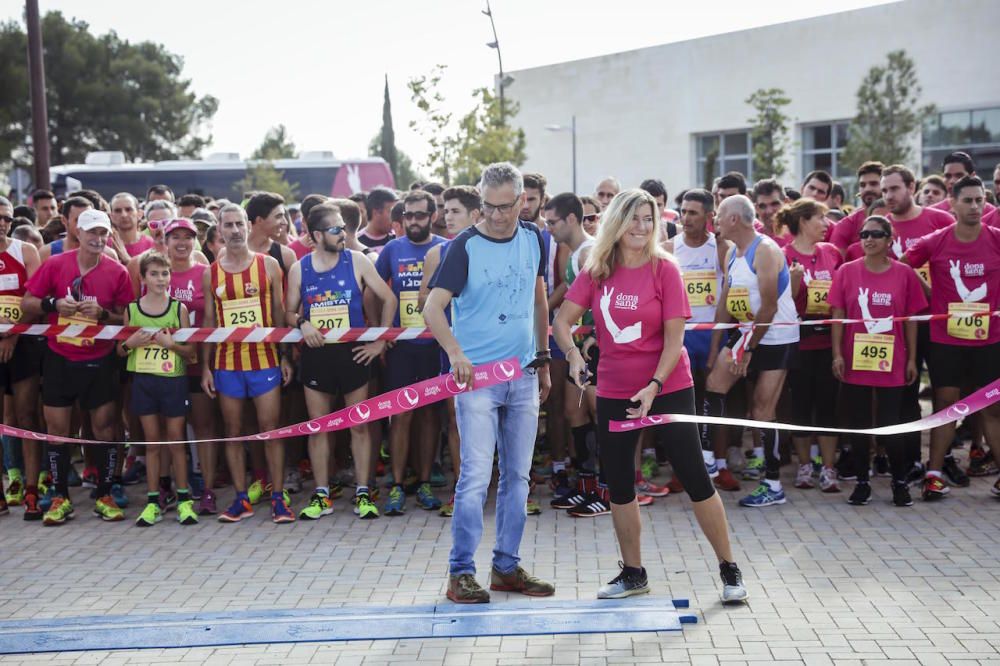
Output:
[76, 209, 112, 233]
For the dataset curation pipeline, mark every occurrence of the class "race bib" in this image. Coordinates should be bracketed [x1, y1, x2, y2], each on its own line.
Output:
[0, 274, 19, 291]
[0, 295, 22, 323]
[221, 297, 263, 328]
[916, 265, 931, 286]
[57, 312, 97, 347]
[947, 302, 990, 341]
[134, 344, 178, 375]
[805, 279, 832, 316]
[726, 287, 752, 322]
[683, 270, 716, 308]
[310, 303, 349, 344]
[852, 333, 894, 372]
[399, 291, 424, 328]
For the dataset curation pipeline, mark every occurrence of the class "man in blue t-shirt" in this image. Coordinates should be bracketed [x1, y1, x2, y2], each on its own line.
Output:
[424, 162, 554, 604]
[375, 191, 446, 516]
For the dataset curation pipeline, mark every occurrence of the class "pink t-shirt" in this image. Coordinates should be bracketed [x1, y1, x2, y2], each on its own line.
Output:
[828, 259, 927, 387]
[904, 223, 1000, 346]
[169, 263, 207, 376]
[565, 258, 693, 399]
[845, 241, 864, 262]
[931, 198, 997, 216]
[25, 250, 134, 361]
[126, 235, 156, 258]
[289, 238, 311, 260]
[763, 226, 792, 248]
[830, 207, 867, 251]
[983, 208, 998, 228]
[783, 242, 842, 351]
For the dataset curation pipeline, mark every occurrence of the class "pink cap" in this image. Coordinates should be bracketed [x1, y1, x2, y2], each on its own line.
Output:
[163, 218, 197, 237]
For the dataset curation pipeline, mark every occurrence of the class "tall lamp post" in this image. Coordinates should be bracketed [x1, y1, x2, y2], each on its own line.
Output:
[545, 116, 577, 194]
[482, 1, 512, 125]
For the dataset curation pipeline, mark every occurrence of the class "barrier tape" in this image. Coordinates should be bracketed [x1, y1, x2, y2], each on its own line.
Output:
[0, 310, 995, 343]
[0, 359, 524, 446]
[610, 377, 1000, 435]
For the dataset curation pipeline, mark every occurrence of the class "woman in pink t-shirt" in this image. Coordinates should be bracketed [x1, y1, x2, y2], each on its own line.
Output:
[829, 216, 927, 507]
[554, 189, 746, 603]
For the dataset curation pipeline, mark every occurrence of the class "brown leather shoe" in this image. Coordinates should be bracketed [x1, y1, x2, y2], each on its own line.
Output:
[447, 574, 490, 604]
[489, 566, 555, 596]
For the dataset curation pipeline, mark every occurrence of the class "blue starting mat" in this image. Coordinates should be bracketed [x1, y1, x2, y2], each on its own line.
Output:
[0, 597, 697, 655]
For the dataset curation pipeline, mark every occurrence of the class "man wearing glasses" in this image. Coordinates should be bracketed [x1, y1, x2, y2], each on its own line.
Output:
[375, 191, 446, 516]
[424, 162, 554, 604]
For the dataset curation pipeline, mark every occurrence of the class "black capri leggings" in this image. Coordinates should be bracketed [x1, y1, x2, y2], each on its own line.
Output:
[787, 347, 838, 433]
[840, 382, 907, 483]
[596, 386, 716, 504]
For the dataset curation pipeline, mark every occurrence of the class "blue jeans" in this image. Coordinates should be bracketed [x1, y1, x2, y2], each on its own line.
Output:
[449, 370, 539, 576]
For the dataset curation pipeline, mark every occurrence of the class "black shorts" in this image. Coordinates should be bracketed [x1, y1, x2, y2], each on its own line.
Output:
[384, 341, 441, 391]
[0, 335, 46, 391]
[188, 374, 203, 394]
[300, 343, 372, 396]
[928, 341, 1000, 390]
[787, 347, 838, 435]
[726, 332, 799, 372]
[42, 349, 119, 410]
[132, 373, 190, 418]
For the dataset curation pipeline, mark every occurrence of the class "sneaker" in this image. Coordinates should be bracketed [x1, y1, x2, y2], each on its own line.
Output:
[836, 449, 856, 481]
[402, 472, 420, 494]
[197, 489, 218, 515]
[968, 449, 1000, 476]
[93, 495, 125, 521]
[5, 469, 24, 506]
[992, 477, 1000, 497]
[567, 492, 610, 517]
[597, 562, 650, 599]
[635, 493, 654, 506]
[218, 496, 254, 522]
[177, 499, 199, 525]
[384, 485, 405, 515]
[430, 462, 448, 488]
[551, 488, 588, 510]
[811, 455, 823, 478]
[135, 502, 163, 527]
[22, 491, 41, 521]
[892, 481, 913, 507]
[354, 492, 380, 519]
[81, 466, 98, 488]
[42, 496, 74, 526]
[873, 454, 890, 477]
[847, 483, 872, 506]
[283, 469, 303, 495]
[489, 566, 555, 597]
[720, 561, 748, 603]
[549, 469, 571, 493]
[667, 475, 685, 494]
[922, 475, 949, 501]
[271, 496, 295, 523]
[247, 479, 265, 505]
[67, 465, 82, 487]
[819, 467, 840, 493]
[794, 464, 815, 489]
[158, 490, 177, 512]
[742, 455, 763, 481]
[329, 482, 344, 499]
[906, 461, 926, 486]
[37, 470, 51, 496]
[416, 482, 442, 510]
[640, 454, 658, 481]
[714, 468, 741, 492]
[439, 495, 455, 517]
[738, 482, 786, 508]
[299, 492, 333, 520]
[111, 483, 129, 509]
[942, 456, 970, 487]
[122, 458, 146, 485]
[705, 458, 719, 479]
[636, 478, 670, 497]
[447, 574, 490, 604]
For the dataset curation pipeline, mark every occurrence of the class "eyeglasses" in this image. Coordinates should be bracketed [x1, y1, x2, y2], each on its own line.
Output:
[319, 226, 346, 236]
[582, 214, 599, 223]
[482, 201, 518, 215]
[147, 219, 167, 230]
[0, 215, 12, 223]
[402, 211, 430, 222]
[859, 230, 890, 240]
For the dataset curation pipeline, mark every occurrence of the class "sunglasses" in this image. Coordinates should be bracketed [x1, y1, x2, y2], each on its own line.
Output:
[319, 226, 346, 236]
[402, 211, 430, 222]
[859, 230, 890, 240]
[147, 219, 167, 230]
[0, 215, 12, 223]
[582, 214, 599, 223]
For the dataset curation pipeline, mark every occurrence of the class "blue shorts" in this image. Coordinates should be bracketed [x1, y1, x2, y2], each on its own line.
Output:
[683, 330, 713, 371]
[214, 367, 281, 400]
[132, 374, 190, 418]
[549, 335, 565, 360]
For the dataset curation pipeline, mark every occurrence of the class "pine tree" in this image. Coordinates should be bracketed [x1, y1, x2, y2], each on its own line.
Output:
[380, 75, 399, 184]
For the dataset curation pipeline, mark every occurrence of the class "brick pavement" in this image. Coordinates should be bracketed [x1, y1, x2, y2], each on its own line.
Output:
[2, 455, 999, 665]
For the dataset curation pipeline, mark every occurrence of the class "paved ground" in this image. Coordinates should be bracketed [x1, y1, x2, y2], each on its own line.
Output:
[2, 451, 1000, 665]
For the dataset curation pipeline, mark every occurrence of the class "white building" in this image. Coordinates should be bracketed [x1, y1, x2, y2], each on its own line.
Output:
[506, 0, 1000, 199]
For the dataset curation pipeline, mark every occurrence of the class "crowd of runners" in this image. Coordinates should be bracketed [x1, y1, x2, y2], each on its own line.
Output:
[1, 151, 999, 602]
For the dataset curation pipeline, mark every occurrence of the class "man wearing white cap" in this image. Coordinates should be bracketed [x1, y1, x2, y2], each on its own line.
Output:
[22, 209, 135, 526]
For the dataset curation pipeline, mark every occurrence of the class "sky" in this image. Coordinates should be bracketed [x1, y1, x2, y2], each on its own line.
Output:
[2, 0, 894, 170]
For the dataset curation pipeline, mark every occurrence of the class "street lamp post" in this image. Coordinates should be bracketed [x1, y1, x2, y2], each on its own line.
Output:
[545, 116, 577, 194]
[482, 1, 508, 126]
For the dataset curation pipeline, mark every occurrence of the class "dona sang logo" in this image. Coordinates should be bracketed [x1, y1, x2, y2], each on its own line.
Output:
[445, 375, 468, 394]
[492, 360, 517, 381]
[395, 387, 420, 410]
[946, 402, 970, 420]
[297, 421, 322, 435]
[640, 415, 665, 427]
[349, 403, 372, 424]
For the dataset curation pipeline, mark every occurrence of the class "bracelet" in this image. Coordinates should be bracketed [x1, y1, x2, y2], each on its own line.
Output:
[649, 377, 663, 391]
[98, 308, 110, 322]
[42, 296, 57, 313]
[120, 343, 130, 353]
[296, 315, 308, 328]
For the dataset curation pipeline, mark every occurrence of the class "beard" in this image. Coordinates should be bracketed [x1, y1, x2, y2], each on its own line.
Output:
[322, 237, 344, 253]
[406, 224, 431, 243]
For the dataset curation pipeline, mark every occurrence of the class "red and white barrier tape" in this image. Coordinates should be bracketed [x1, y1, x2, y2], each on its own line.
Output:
[0, 359, 524, 446]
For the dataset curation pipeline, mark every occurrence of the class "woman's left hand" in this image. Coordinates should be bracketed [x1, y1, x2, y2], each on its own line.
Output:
[626, 381, 659, 419]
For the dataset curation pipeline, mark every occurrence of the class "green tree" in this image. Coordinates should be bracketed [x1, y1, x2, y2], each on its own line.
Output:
[407, 65, 455, 184]
[450, 87, 527, 186]
[234, 163, 299, 202]
[251, 124, 296, 160]
[0, 11, 217, 165]
[379, 75, 399, 183]
[746, 88, 791, 179]
[369, 133, 421, 189]
[842, 50, 935, 171]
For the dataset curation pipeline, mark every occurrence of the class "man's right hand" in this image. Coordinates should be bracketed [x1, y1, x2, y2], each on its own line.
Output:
[449, 349, 474, 388]
[55, 297, 79, 317]
[300, 321, 325, 348]
[201, 367, 217, 399]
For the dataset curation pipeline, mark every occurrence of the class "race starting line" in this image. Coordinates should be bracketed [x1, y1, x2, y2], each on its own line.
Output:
[0, 598, 698, 654]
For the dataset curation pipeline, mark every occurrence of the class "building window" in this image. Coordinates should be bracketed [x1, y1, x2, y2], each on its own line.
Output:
[801, 122, 851, 181]
[696, 131, 751, 189]
[923, 107, 1000, 179]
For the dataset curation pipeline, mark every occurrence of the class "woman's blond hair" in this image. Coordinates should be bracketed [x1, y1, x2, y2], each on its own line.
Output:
[584, 188, 667, 282]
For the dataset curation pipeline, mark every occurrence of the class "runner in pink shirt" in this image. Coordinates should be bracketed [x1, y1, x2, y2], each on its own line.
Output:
[881, 165, 955, 285]
[830, 161, 884, 254]
[830, 215, 926, 507]
[930, 151, 998, 218]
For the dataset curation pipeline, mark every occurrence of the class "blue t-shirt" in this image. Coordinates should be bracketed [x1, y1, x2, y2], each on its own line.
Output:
[429, 221, 545, 367]
[375, 235, 445, 342]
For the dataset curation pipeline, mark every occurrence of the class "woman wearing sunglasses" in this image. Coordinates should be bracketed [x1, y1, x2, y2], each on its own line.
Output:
[829, 216, 928, 507]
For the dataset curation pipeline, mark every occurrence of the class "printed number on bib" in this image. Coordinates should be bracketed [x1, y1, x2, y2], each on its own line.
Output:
[222, 297, 263, 328]
[310, 303, 349, 343]
[852, 333, 894, 372]
[726, 287, 752, 322]
[916, 265, 931, 286]
[0, 295, 22, 323]
[947, 302, 989, 341]
[683, 270, 716, 307]
[56, 312, 97, 347]
[399, 291, 424, 328]
[806, 279, 832, 316]
[135, 345, 177, 375]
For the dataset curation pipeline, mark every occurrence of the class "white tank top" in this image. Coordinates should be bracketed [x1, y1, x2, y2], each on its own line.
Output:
[727, 234, 799, 345]
[673, 234, 721, 323]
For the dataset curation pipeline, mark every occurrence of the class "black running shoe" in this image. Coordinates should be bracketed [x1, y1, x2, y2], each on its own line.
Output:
[567, 492, 610, 517]
[892, 481, 913, 507]
[848, 482, 871, 506]
[836, 448, 856, 481]
[597, 562, 649, 599]
[719, 561, 748, 603]
[905, 461, 926, 486]
[943, 456, 970, 487]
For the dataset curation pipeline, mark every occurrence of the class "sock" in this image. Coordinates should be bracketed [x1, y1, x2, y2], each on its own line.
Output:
[642, 448, 656, 459]
[810, 444, 819, 459]
[701, 391, 726, 450]
[356, 485, 369, 496]
[764, 478, 782, 492]
[702, 449, 716, 466]
[177, 488, 190, 503]
[316, 486, 330, 496]
[927, 470, 942, 479]
[136, 455, 146, 464]
[622, 565, 645, 577]
[552, 458, 567, 474]
[716, 459, 728, 470]
[753, 446, 764, 460]
[147, 491, 160, 505]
